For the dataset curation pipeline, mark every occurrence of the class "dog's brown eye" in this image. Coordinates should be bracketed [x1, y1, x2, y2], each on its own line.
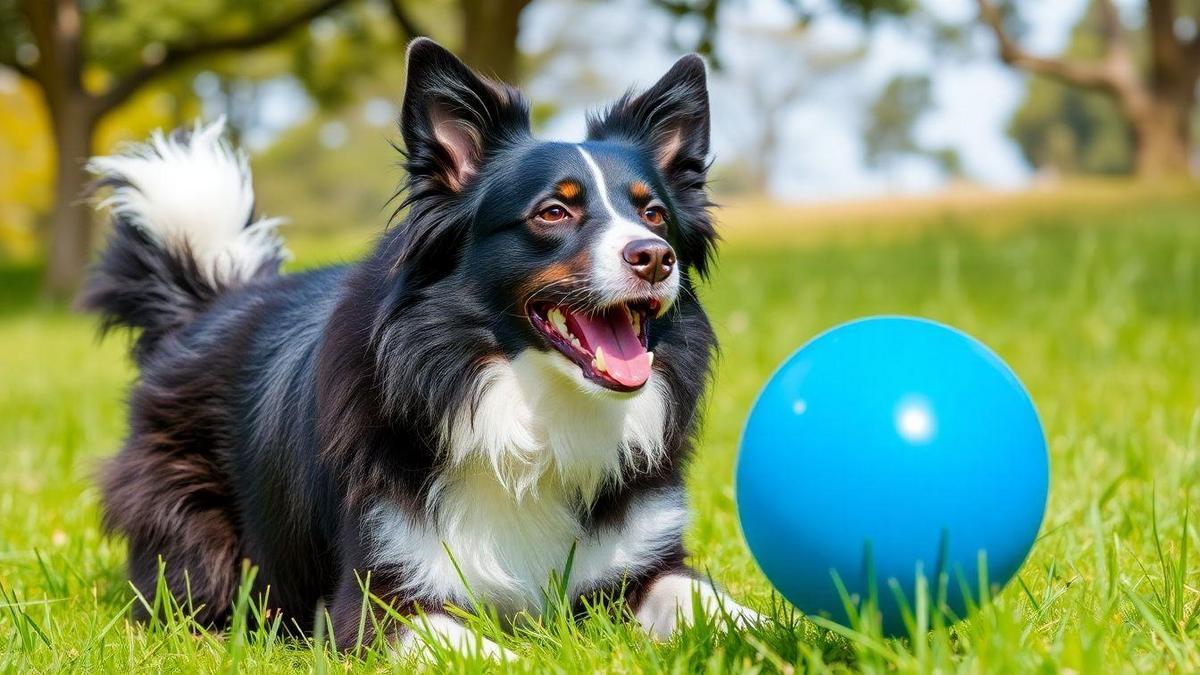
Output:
[538, 205, 569, 223]
[643, 206, 666, 226]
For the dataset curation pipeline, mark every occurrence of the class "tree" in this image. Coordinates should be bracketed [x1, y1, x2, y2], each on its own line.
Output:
[1005, 1, 1134, 175]
[458, 0, 532, 82]
[864, 74, 963, 182]
[976, 0, 1198, 178]
[864, 75, 933, 168]
[0, 0, 395, 297]
[0, 0, 544, 297]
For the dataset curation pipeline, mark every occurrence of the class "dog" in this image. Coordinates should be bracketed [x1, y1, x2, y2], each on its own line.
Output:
[81, 38, 757, 657]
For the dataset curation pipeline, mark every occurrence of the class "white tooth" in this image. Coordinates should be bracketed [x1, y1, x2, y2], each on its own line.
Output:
[548, 308, 568, 336]
[594, 346, 608, 373]
[571, 337, 581, 348]
[631, 312, 641, 334]
[647, 351, 654, 366]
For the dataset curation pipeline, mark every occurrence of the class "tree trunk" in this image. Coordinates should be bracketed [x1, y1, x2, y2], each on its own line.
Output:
[975, 0, 1198, 180]
[459, 0, 530, 82]
[43, 102, 95, 299]
[1127, 0, 1195, 178]
[1128, 87, 1195, 178]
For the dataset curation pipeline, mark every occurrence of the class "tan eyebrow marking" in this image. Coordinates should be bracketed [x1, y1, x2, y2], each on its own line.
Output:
[556, 180, 582, 200]
[629, 181, 651, 201]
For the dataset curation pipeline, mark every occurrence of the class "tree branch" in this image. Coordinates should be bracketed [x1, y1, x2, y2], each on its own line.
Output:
[95, 0, 353, 116]
[975, 0, 1126, 94]
[385, 0, 426, 39]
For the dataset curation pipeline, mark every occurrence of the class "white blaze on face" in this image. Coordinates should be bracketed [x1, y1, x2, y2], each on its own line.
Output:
[576, 146, 679, 308]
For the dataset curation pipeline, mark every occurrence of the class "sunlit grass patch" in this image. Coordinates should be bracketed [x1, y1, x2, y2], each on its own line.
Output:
[3, 186, 1200, 672]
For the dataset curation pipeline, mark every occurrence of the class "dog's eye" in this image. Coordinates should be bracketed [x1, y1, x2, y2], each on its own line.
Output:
[537, 205, 570, 223]
[642, 206, 667, 226]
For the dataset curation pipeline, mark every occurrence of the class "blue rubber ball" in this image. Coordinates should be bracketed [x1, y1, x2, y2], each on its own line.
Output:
[736, 317, 1048, 634]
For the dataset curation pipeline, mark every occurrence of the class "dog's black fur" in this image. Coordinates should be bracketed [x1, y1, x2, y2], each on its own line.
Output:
[81, 39, 720, 646]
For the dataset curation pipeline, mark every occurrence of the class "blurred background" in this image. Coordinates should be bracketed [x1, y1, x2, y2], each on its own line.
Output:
[1, 0, 1197, 298]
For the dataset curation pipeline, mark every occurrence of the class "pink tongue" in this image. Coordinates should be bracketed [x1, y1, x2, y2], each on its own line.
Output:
[571, 308, 652, 388]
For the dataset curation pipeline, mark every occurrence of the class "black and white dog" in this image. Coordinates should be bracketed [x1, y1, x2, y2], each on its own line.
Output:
[82, 39, 756, 656]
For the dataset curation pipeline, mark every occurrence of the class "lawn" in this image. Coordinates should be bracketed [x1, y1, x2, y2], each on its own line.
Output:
[3, 184, 1200, 672]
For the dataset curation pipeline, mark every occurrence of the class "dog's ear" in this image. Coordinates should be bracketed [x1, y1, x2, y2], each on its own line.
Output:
[394, 39, 529, 278]
[587, 54, 710, 177]
[401, 38, 529, 193]
[588, 55, 717, 278]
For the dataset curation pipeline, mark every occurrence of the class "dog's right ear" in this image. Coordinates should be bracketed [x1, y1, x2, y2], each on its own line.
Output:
[400, 38, 530, 194]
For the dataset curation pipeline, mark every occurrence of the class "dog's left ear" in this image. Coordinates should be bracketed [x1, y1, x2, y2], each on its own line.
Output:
[394, 39, 529, 279]
[587, 54, 710, 176]
[401, 38, 530, 193]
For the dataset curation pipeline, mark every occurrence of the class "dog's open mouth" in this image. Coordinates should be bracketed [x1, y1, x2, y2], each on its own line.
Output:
[529, 300, 660, 392]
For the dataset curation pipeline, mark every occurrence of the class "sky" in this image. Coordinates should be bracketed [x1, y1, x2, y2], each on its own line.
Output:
[241, 0, 1097, 202]
[521, 0, 1096, 200]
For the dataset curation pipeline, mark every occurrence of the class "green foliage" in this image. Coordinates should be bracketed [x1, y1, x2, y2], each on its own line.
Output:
[254, 106, 404, 235]
[4, 185, 1200, 670]
[0, 1, 27, 62]
[1008, 85, 1134, 176]
[82, 1, 355, 82]
[828, 0, 914, 20]
[864, 74, 932, 167]
[864, 74, 963, 177]
[1007, 1, 1135, 175]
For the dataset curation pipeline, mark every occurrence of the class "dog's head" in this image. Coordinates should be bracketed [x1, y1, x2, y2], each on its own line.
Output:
[395, 39, 715, 395]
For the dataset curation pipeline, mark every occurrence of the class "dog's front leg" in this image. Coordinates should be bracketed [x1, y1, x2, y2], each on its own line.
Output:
[329, 572, 511, 660]
[395, 611, 513, 660]
[630, 569, 762, 640]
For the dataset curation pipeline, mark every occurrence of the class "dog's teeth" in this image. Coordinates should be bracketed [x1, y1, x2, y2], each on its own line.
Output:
[594, 346, 608, 373]
[647, 351, 654, 366]
[631, 312, 641, 334]
[571, 337, 581, 348]
[548, 308, 569, 336]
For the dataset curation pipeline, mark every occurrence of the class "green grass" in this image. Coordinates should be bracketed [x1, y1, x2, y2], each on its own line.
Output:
[4, 186, 1200, 672]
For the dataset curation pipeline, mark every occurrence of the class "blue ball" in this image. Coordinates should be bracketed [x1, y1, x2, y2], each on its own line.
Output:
[736, 316, 1048, 635]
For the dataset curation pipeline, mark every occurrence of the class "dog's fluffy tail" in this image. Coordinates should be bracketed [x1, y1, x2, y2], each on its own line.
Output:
[78, 118, 286, 364]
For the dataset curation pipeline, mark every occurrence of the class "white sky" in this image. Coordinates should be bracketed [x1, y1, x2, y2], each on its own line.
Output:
[522, 0, 1095, 200]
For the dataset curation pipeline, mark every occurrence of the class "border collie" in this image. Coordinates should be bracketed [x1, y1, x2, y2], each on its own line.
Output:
[81, 38, 757, 657]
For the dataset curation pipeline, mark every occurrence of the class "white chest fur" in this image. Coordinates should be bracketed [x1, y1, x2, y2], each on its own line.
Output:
[366, 350, 683, 615]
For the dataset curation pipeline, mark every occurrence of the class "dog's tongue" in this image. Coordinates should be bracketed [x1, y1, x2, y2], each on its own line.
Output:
[572, 307, 651, 388]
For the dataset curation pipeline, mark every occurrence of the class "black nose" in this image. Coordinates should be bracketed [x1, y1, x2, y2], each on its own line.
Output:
[622, 238, 676, 284]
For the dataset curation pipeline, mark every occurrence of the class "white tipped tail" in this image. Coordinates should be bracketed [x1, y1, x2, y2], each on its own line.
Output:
[88, 118, 286, 286]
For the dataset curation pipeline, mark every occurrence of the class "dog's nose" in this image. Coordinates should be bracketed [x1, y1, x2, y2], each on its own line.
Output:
[622, 238, 676, 284]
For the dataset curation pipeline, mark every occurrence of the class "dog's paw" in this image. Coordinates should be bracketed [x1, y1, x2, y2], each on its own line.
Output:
[399, 613, 516, 661]
[634, 574, 763, 640]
